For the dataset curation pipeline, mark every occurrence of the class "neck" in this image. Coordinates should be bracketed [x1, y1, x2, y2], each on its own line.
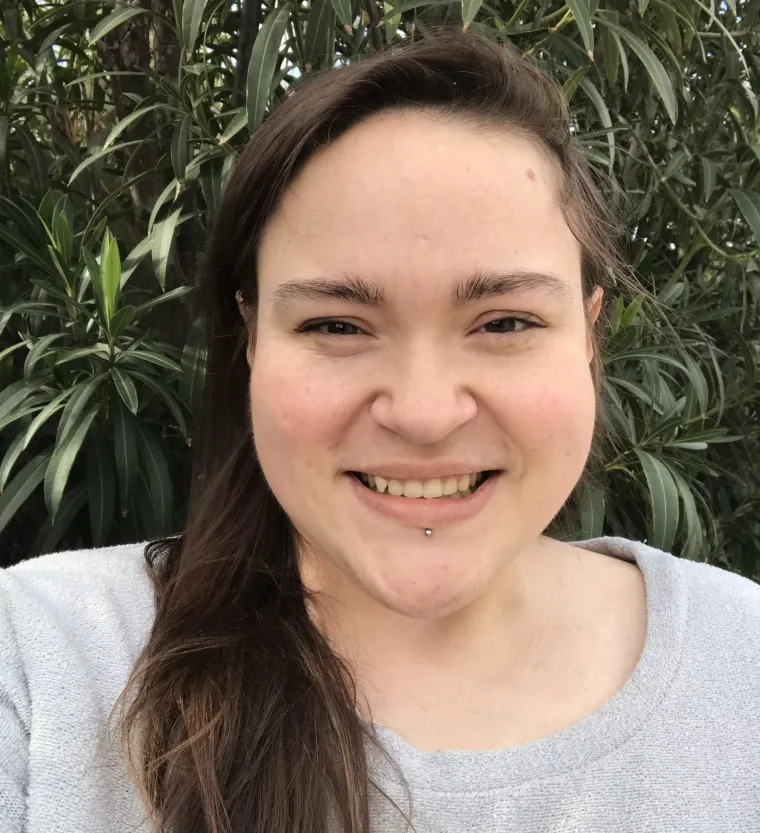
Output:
[301, 535, 572, 722]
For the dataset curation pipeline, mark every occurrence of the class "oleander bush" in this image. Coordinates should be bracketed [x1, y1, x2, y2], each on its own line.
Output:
[0, 0, 758, 576]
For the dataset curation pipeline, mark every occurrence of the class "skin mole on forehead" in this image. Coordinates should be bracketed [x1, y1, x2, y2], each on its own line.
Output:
[526, 168, 536, 181]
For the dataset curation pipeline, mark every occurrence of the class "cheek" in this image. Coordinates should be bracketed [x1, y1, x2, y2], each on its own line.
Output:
[249, 347, 356, 451]
[499, 356, 597, 461]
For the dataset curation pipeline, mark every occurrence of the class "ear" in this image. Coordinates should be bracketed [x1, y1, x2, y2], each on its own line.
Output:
[586, 286, 604, 363]
[236, 291, 255, 369]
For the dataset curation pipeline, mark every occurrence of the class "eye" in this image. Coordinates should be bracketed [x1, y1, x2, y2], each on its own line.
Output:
[297, 319, 366, 336]
[475, 316, 541, 335]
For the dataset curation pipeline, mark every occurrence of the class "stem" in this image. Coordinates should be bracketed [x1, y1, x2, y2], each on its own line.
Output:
[624, 124, 760, 263]
[524, 9, 572, 57]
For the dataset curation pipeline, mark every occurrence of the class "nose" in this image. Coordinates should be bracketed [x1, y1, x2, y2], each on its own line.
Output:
[369, 342, 478, 445]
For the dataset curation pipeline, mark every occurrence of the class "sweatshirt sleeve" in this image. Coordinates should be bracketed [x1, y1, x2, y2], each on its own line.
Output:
[0, 573, 30, 833]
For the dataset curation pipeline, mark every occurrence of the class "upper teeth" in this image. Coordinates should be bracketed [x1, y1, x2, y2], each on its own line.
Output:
[360, 472, 484, 498]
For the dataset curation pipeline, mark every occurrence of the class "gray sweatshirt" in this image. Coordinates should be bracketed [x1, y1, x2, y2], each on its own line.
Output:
[0, 536, 759, 833]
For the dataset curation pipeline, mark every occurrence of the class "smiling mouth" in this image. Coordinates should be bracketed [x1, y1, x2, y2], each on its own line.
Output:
[348, 470, 501, 499]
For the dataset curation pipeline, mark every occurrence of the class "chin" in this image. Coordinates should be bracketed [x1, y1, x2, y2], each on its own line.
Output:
[361, 551, 485, 620]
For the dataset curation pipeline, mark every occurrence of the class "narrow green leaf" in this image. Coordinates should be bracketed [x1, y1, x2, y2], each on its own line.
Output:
[729, 189, 760, 247]
[68, 140, 142, 186]
[179, 319, 208, 412]
[0, 399, 49, 435]
[102, 231, 121, 321]
[0, 222, 52, 273]
[52, 195, 74, 265]
[89, 7, 148, 44]
[682, 353, 709, 415]
[23, 388, 72, 451]
[580, 482, 606, 539]
[118, 349, 182, 373]
[329, 0, 353, 27]
[608, 349, 687, 372]
[0, 452, 51, 537]
[462, 0, 484, 26]
[128, 370, 189, 439]
[246, 5, 293, 132]
[134, 421, 174, 533]
[55, 345, 111, 367]
[304, 0, 336, 69]
[0, 431, 28, 493]
[45, 404, 100, 520]
[112, 400, 137, 518]
[383, 0, 401, 43]
[110, 367, 139, 415]
[580, 78, 614, 169]
[634, 449, 679, 553]
[601, 21, 677, 123]
[183, 0, 210, 54]
[613, 31, 630, 89]
[671, 469, 702, 560]
[121, 234, 153, 286]
[0, 379, 38, 425]
[103, 103, 164, 150]
[0, 304, 62, 340]
[86, 434, 116, 546]
[148, 178, 180, 233]
[133, 285, 194, 318]
[609, 376, 663, 414]
[601, 14, 619, 84]
[16, 127, 48, 196]
[0, 343, 26, 367]
[171, 114, 192, 179]
[110, 305, 136, 339]
[23, 333, 67, 378]
[83, 247, 106, 317]
[0, 194, 41, 240]
[700, 157, 718, 203]
[563, 67, 588, 102]
[30, 482, 88, 557]
[56, 374, 107, 447]
[568, 0, 595, 56]
[219, 109, 248, 145]
[151, 207, 182, 290]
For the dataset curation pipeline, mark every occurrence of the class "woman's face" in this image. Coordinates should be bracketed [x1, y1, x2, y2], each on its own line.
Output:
[248, 110, 602, 619]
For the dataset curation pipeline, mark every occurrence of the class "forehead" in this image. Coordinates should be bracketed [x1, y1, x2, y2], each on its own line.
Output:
[256, 110, 581, 298]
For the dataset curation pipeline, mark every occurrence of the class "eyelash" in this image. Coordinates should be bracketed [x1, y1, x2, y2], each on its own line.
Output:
[296, 316, 542, 337]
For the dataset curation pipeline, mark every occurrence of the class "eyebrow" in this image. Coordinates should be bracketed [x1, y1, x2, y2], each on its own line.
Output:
[269, 268, 571, 312]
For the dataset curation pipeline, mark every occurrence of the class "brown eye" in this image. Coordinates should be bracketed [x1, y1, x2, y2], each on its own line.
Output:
[478, 316, 539, 334]
[298, 319, 365, 336]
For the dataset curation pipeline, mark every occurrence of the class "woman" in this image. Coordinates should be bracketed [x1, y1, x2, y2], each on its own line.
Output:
[1, 29, 759, 833]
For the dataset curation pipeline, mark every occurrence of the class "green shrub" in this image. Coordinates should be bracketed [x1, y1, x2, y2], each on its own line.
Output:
[0, 0, 758, 576]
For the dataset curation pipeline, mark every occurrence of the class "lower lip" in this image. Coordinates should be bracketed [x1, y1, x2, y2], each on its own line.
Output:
[346, 473, 501, 528]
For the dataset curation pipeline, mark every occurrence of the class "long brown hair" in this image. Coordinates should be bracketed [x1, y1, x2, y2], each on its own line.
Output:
[111, 28, 634, 833]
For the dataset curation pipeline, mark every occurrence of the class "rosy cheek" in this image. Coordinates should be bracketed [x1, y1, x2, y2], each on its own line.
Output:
[250, 353, 348, 445]
[506, 365, 596, 454]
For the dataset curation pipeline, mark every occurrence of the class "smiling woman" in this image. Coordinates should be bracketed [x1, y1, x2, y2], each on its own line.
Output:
[2, 26, 760, 833]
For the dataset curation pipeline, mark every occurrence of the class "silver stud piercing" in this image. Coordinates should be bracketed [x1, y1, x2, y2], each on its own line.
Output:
[424, 528, 433, 537]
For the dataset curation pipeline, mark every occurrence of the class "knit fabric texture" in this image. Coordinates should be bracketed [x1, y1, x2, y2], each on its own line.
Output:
[1, 536, 759, 832]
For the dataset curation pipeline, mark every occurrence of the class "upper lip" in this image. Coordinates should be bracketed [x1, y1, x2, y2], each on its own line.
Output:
[345, 464, 500, 480]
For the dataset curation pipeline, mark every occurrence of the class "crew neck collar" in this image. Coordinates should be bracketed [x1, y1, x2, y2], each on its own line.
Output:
[366, 537, 688, 793]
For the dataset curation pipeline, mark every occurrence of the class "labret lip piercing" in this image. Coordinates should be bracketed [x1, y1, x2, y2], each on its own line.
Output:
[425, 529, 433, 537]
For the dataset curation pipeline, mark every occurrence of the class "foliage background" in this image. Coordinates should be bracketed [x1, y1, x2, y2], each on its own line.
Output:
[0, 0, 758, 576]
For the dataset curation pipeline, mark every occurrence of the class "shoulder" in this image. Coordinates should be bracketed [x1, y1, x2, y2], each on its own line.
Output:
[582, 535, 760, 663]
[580, 535, 760, 611]
[672, 551, 760, 657]
[0, 541, 157, 669]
